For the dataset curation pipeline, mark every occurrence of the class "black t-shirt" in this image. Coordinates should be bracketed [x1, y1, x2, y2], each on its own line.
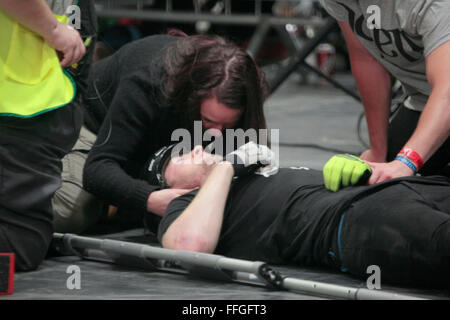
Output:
[157, 167, 372, 266]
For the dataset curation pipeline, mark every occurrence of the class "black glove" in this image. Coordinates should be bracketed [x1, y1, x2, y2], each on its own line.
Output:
[223, 142, 273, 177]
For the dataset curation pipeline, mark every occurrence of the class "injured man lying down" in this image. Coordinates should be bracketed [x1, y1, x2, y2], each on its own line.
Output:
[142, 142, 450, 287]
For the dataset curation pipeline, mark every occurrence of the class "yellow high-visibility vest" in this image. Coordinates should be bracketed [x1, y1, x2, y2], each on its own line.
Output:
[0, 11, 76, 117]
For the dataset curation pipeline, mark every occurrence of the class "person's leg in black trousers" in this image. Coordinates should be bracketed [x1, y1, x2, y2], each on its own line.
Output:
[338, 176, 450, 287]
[0, 102, 82, 271]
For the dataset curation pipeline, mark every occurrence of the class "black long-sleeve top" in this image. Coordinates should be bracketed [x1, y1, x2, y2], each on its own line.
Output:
[82, 35, 180, 214]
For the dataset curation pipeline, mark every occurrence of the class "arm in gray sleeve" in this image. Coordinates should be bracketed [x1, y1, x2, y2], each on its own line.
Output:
[415, 0, 450, 57]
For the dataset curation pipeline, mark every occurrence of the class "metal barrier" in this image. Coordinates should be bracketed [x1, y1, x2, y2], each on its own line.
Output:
[94, 0, 326, 27]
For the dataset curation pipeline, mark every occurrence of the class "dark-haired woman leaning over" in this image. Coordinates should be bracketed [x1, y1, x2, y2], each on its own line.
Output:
[52, 31, 269, 234]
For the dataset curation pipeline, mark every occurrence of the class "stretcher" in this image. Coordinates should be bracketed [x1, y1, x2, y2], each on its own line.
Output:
[50, 232, 427, 300]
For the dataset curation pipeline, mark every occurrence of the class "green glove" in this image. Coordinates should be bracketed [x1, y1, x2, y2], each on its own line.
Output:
[323, 154, 372, 192]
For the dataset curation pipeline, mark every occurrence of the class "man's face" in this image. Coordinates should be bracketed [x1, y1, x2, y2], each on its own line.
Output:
[200, 96, 242, 133]
[164, 145, 222, 189]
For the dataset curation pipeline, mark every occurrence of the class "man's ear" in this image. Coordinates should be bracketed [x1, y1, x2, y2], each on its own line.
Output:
[162, 160, 174, 188]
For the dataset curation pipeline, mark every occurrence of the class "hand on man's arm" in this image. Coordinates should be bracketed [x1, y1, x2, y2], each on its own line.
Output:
[0, 0, 86, 67]
[147, 188, 196, 216]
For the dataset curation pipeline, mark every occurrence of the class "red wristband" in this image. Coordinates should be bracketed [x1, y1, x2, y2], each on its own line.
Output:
[398, 148, 424, 171]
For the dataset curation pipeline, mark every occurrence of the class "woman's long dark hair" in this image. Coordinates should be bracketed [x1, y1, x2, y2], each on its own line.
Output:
[162, 30, 269, 134]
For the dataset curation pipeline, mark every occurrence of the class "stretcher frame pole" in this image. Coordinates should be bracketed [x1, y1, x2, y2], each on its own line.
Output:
[52, 233, 425, 300]
[53, 233, 283, 288]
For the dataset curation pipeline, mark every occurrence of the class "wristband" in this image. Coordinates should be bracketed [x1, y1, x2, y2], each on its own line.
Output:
[394, 155, 417, 175]
[398, 148, 424, 171]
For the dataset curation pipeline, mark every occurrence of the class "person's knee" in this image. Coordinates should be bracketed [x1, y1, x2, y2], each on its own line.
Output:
[0, 225, 51, 272]
[53, 182, 104, 234]
[52, 183, 82, 232]
[53, 149, 103, 233]
[15, 241, 49, 272]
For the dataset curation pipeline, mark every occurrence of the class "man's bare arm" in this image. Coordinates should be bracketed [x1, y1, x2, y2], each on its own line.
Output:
[0, 0, 58, 38]
[161, 162, 234, 253]
[367, 40, 450, 183]
[147, 188, 196, 216]
[405, 41, 450, 163]
[338, 21, 392, 162]
[0, 0, 86, 67]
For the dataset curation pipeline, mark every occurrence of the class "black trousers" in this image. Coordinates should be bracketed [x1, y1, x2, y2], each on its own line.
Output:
[387, 104, 450, 176]
[0, 103, 82, 271]
[339, 175, 450, 287]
